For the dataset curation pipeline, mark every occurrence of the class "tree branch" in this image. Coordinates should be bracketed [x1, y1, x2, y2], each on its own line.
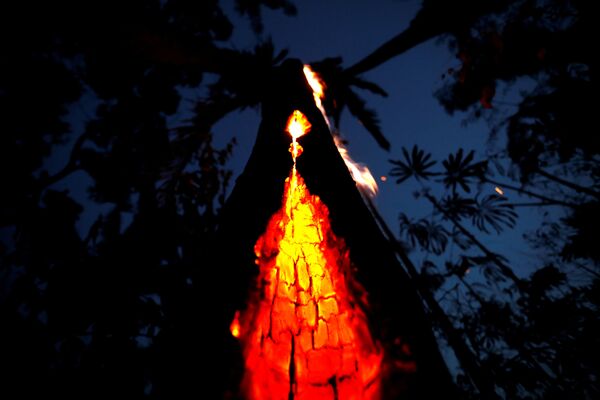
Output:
[425, 193, 525, 289]
[483, 178, 579, 208]
[509, 201, 563, 207]
[535, 168, 600, 200]
[345, 23, 443, 76]
[363, 196, 501, 399]
[457, 275, 486, 306]
[345, 0, 512, 76]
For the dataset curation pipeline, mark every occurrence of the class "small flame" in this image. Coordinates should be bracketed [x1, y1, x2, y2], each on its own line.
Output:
[303, 65, 379, 198]
[286, 110, 311, 160]
[286, 109, 311, 141]
[495, 186, 505, 196]
[230, 310, 241, 338]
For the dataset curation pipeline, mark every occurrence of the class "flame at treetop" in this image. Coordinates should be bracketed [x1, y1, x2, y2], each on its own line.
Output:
[232, 110, 383, 399]
[302, 65, 379, 199]
[287, 110, 311, 159]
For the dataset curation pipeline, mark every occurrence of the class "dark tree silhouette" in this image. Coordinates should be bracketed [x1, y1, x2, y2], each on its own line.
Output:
[1, 0, 598, 399]
[348, 0, 598, 397]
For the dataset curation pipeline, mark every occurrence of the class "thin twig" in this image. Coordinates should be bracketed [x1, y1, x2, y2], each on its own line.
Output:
[484, 178, 578, 208]
[535, 168, 600, 200]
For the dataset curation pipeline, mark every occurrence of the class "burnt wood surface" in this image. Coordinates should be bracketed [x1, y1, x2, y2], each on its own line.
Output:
[214, 59, 458, 399]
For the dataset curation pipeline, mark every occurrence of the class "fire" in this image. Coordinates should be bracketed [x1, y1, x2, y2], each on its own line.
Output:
[232, 110, 383, 399]
[230, 310, 241, 339]
[303, 65, 328, 124]
[287, 109, 312, 141]
[302, 65, 379, 199]
[333, 137, 379, 199]
[287, 110, 311, 160]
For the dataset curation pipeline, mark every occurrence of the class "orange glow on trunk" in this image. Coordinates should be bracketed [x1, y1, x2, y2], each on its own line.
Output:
[231, 310, 241, 339]
[232, 110, 383, 399]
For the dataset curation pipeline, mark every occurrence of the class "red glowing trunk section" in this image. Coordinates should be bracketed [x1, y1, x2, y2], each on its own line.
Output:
[232, 111, 383, 399]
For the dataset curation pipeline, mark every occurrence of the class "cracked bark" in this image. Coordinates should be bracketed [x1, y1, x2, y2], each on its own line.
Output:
[216, 59, 458, 399]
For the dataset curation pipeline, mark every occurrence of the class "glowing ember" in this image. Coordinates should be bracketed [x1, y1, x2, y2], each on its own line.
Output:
[231, 310, 241, 339]
[495, 186, 505, 196]
[303, 65, 379, 199]
[232, 110, 383, 400]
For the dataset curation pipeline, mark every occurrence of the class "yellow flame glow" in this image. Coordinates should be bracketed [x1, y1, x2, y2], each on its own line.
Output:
[230, 310, 241, 338]
[286, 110, 311, 141]
[286, 110, 311, 160]
[334, 136, 379, 198]
[232, 110, 384, 399]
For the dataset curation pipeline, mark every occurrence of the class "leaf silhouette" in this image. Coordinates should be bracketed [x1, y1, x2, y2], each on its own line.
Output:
[420, 260, 446, 291]
[471, 194, 517, 234]
[349, 76, 389, 97]
[439, 193, 477, 220]
[441, 148, 487, 193]
[343, 88, 390, 150]
[529, 264, 566, 293]
[389, 145, 438, 184]
[399, 213, 448, 255]
[235, 0, 297, 34]
[307, 58, 390, 149]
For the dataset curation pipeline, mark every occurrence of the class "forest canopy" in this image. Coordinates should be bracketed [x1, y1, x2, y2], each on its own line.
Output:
[0, 0, 597, 398]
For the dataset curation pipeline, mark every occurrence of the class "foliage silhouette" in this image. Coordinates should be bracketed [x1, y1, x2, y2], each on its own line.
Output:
[1, 0, 598, 399]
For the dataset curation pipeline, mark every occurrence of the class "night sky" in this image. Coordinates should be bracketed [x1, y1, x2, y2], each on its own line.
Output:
[210, 0, 548, 278]
[46, 0, 547, 278]
[4, 2, 596, 398]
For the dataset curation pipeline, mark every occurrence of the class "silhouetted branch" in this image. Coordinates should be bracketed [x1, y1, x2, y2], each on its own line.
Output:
[483, 177, 578, 208]
[346, 0, 511, 76]
[574, 261, 600, 279]
[346, 23, 441, 76]
[364, 196, 501, 399]
[535, 168, 600, 200]
[425, 193, 525, 288]
[508, 202, 561, 207]
[456, 274, 485, 306]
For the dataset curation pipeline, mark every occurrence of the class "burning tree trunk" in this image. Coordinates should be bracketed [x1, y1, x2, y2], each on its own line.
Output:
[231, 110, 383, 399]
[216, 59, 457, 399]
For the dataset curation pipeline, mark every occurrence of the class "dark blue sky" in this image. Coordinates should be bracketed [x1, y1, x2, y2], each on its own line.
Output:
[209, 0, 549, 277]
[215, 0, 486, 219]
[46, 0, 552, 279]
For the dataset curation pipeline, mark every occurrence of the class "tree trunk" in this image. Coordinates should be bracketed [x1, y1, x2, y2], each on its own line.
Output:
[215, 59, 458, 399]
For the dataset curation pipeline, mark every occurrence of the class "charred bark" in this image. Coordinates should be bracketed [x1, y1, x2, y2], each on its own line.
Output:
[215, 59, 457, 399]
